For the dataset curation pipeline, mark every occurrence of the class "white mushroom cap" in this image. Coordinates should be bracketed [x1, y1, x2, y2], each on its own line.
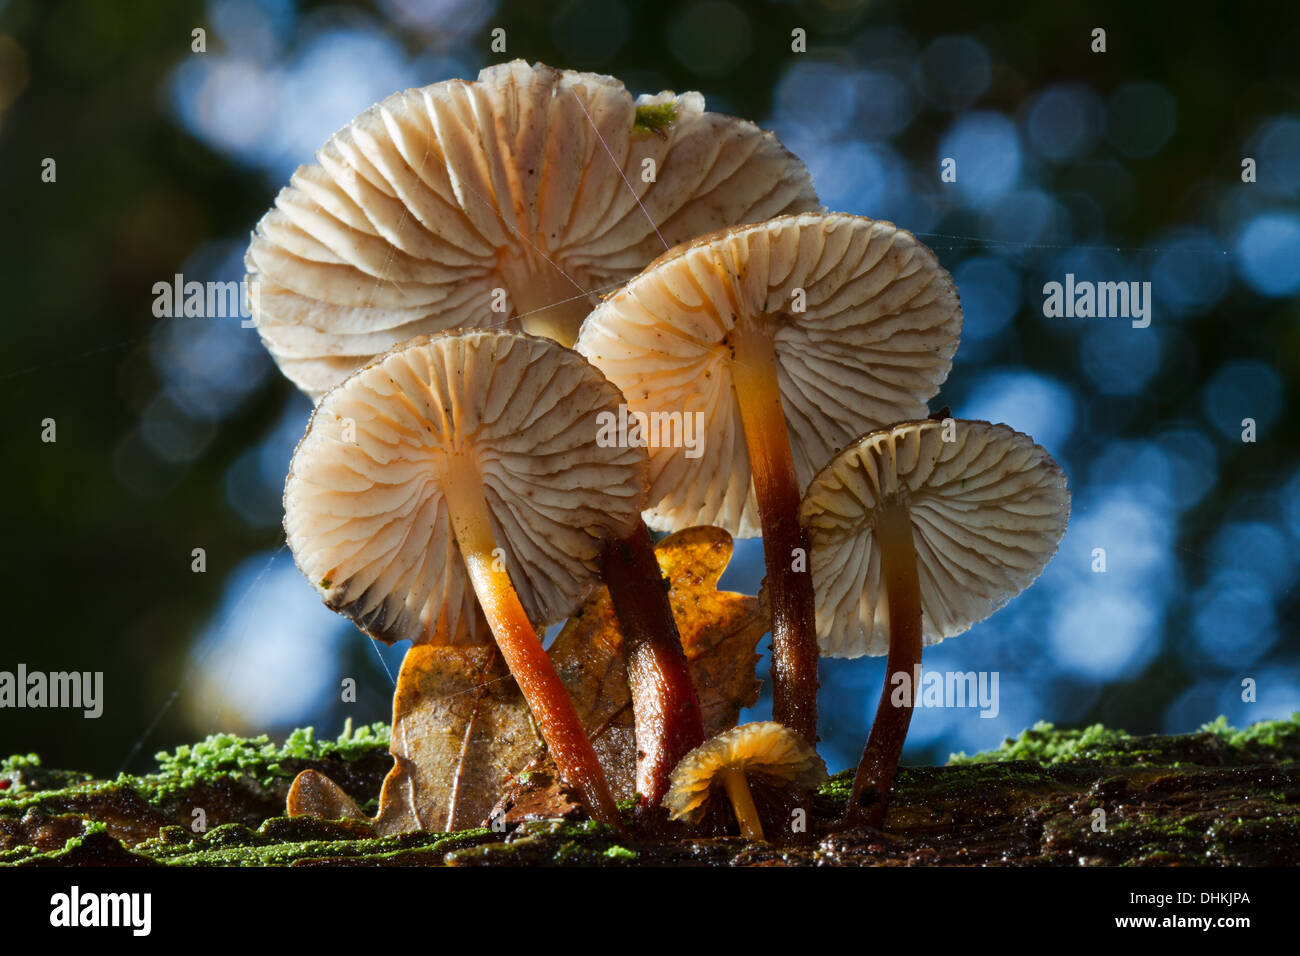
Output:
[575, 213, 962, 537]
[663, 721, 827, 823]
[799, 419, 1070, 658]
[247, 60, 820, 399]
[284, 329, 648, 646]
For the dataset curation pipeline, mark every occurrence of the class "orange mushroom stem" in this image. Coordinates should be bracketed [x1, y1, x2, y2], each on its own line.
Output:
[601, 521, 706, 807]
[443, 452, 621, 829]
[720, 768, 765, 842]
[728, 319, 820, 745]
[844, 495, 923, 827]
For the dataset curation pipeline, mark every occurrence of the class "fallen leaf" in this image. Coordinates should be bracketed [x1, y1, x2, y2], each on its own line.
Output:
[374, 646, 539, 835]
[485, 764, 585, 827]
[373, 526, 766, 834]
[286, 769, 365, 821]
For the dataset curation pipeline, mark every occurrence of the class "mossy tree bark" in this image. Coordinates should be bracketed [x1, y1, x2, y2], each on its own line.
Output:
[5, 719, 1299, 866]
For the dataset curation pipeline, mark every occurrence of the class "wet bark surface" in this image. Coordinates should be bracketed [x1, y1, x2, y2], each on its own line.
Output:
[3, 717, 1297, 866]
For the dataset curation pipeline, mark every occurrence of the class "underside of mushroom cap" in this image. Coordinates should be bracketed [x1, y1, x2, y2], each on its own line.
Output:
[284, 329, 648, 646]
[576, 213, 963, 538]
[247, 60, 820, 399]
[663, 721, 827, 822]
[799, 419, 1070, 658]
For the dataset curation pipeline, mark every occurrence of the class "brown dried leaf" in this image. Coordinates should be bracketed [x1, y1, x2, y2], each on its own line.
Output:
[554, 526, 767, 799]
[374, 646, 539, 835]
[486, 764, 585, 827]
[286, 769, 366, 821]
[374, 526, 766, 833]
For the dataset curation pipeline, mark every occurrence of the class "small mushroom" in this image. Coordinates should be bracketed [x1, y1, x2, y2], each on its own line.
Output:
[799, 419, 1070, 825]
[663, 721, 826, 841]
[576, 213, 962, 744]
[284, 329, 649, 826]
[247, 59, 819, 399]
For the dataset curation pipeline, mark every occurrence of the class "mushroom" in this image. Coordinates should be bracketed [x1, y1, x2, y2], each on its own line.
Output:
[663, 721, 827, 841]
[246, 59, 819, 399]
[283, 329, 649, 827]
[247, 62, 819, 809]
[798, 419, 1070, 825]
[575, 213, 962, 744]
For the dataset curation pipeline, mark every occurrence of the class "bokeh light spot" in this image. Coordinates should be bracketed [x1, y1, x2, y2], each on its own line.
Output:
[938, 111, 1022, 207]
[1234, 212, 1300, 296]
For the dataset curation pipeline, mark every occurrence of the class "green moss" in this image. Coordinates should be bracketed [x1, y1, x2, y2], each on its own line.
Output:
[442, 819, 634, 866]
[1201, 713, 1300, 752]
[949, 721, 1135, 765]
[1, 750, 93, 797]
[2, 819, 133, 867]
[1, 753, 43, 796]
[815, 761, 1063, 818]
[819, 768, 853, 797]
[147, 828, 494, 867]
[152, 720, 389, 791]
[634, 102, 677, 135]
[0, 721, 393, 827]
[122, 812, 498, 867]
[2, 753, 41, 772]
[0, 845, 37, 864]
[948, 714, 1300, 767]
[813, 769, 853, 816]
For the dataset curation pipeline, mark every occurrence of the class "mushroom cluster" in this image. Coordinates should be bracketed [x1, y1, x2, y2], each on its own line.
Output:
[253, 60, 820, 818]
[576, 213, 962, 745]
[249, 60, 1070, 841]
[575, 222, 1067, 829]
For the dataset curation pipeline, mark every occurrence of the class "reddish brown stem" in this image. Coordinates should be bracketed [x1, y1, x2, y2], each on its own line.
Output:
[844, 498, 923, 827]
[602, 521, 706, 806]
[730, 321, 820, 744]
